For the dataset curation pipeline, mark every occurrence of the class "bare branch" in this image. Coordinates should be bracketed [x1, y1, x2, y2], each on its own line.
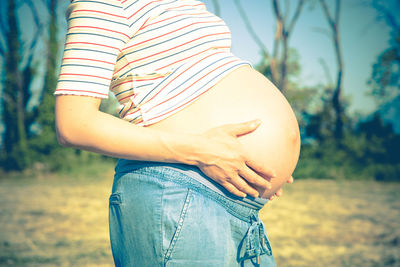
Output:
[319, 0, 344, 140]
[271, 0, 306, 93]
[0, 6, 8, 54]
[283, 0, 290, 26]
[0, 15, 7, 39]
[22, 0, 44, 66]
[287, 0, 305, 34]
[211, 0, 221, 17]
[25, 0, 43, 50]
[272, 0, 283, 28]
[319, 0, 334, 28]
[335, 0, 341, 25]
[234, 0, 269, 57]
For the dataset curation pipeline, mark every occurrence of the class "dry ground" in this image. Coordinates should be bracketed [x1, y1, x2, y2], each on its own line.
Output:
[0, 164, 399, 266]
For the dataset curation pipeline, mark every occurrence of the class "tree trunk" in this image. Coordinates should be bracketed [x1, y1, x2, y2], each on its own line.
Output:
[271, 0, 304, 94]
[3, 0, 29, 170]
[320, 0, 344, 141]
[1, 0, 42, 170]
[33, 0, 59, 155]
[333, 30, 344, 140]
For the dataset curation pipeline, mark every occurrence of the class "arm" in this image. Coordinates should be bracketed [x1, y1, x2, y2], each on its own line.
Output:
[55, 95, 274, 197]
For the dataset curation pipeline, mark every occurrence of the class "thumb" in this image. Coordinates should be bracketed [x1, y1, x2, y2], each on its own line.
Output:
[224, 119, 262, 137]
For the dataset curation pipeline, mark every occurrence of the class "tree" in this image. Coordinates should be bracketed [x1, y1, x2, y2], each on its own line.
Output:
[211, 0, 221, 17]
[369, 0, 400, 103]
[270, 0, 305, 94]
[0, 0, 42, 170]
[30, 0, 59, 157]
[234, 0, 305, 94]
[318, 0, 345, 142]
[367, 0, 400, 133]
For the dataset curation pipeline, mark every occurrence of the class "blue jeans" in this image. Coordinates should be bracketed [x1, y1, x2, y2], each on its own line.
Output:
[109, 160, 276, 266]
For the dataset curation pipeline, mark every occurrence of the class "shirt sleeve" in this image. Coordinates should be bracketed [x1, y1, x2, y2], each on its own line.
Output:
[55, 0, 131, 98]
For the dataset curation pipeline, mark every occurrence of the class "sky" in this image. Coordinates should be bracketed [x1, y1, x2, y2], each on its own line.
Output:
[0, 0, 396, 116]
[200, 0, 393, 115]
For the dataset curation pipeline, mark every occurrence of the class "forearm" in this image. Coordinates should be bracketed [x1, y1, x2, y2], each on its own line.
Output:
[55, 96, 203, 165]
[55, 95, 275, 197]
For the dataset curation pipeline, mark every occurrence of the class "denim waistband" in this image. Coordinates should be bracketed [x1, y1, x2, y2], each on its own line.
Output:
[115, 159, 268, 211]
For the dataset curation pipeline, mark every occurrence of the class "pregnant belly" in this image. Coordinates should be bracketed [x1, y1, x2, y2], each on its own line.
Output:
[147, 65, 301, 198]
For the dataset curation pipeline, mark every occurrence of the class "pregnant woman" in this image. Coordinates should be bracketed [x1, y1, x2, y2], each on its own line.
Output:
[55, 0, 300, 266]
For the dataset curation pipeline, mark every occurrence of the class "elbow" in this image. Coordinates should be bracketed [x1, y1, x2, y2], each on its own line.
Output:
[55, 119, 82, 148]
[56, 127, 75, 147]
[55, 118, 93, 149]
[55, 95, 100, 148]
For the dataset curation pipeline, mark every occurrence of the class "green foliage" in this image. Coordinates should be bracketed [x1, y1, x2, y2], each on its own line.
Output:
[258, 48, 301, 88]
[295, 113, 400, 181]
[369, 32, 400, 103]
[1, 0, 399, 182]
[43, 149, 113, 173]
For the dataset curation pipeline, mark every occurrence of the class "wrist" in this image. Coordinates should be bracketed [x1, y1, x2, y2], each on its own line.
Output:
[158, 132, 207, 166]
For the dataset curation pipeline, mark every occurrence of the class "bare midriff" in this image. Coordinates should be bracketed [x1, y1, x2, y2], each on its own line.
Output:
[147, 65, 301, 199]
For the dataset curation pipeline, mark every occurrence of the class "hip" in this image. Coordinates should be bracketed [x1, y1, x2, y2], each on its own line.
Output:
[109, 159, 276, 266]
[112, 159, 269, 212]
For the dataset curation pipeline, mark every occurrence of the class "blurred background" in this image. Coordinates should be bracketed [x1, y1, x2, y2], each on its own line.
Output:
[0, 0, 399, 266]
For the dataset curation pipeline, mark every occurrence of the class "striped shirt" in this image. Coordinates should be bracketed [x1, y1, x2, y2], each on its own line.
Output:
[55, 0, 251, 126]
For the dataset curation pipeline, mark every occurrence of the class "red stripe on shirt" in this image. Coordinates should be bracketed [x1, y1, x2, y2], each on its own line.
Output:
[127, 0, 164, 20]
[112, 80, 132, 89]
[112, 76, 164, 90]
[72, 9, 126, 19]
[146, 59, 238, 114]
[141, 12, 207, 30]
[115, 32, 229, 74]
[154, 46, 229, 72]
[56, 89, 108, 96]
[119, 93, 137, 102]
[125, 51, 222, 116]
[65, 41, 120, 51]
[146, 62, 240, 124]
[59, 73, 110, 80]
[138, 16, 152, 31]
[68, 26, 130, 39]
[165, 3, 205, 11]
[63, 57, 115, 65]
[123, 20, 224, 51]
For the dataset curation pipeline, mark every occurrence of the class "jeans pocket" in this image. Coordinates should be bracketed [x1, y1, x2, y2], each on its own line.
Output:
[163, 188, 192, 263]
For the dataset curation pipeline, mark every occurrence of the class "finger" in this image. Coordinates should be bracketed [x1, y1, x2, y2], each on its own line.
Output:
[269, 195, 275, 201]
[238, 166, 272, 189]
[287, 176, 294, 184]
[221, 182, 247, 198]
[275, 188, 283, 197]
[245, 157, 276, 179]
[223, 119, 261, 137]
[229, 175, 259, 198]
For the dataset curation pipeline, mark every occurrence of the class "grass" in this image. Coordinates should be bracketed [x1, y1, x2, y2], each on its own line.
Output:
[0, 163, 399, 266]
[260, 180, 400, 267]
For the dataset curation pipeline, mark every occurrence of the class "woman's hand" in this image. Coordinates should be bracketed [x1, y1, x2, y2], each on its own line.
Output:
[269, 176, 294, 200]
[195, 120, 276, 198]
[55, 97, 275, 199]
